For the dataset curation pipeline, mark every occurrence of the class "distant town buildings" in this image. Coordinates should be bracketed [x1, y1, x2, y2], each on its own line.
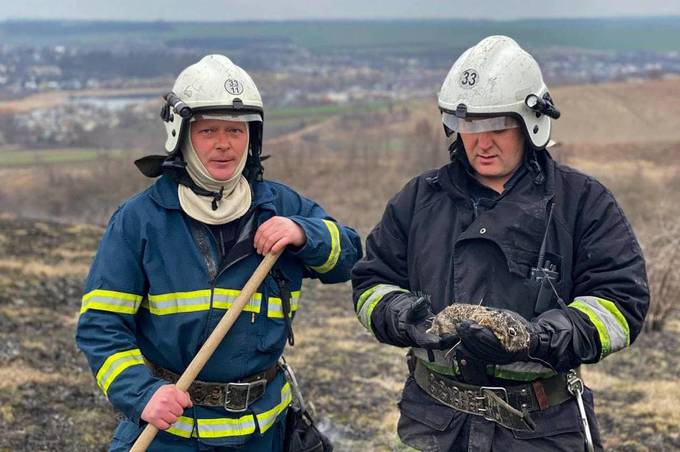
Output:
[2, 36, 680, 148]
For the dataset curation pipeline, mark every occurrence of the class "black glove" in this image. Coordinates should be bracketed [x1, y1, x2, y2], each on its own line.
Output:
[530, 307, 600, 372]
[402, 297, 459, 350]
[455, 307, 601, 370]
[455, 320, 534, 365]
[384, 294, 458, 350]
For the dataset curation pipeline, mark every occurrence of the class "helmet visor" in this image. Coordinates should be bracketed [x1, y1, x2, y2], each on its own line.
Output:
[191, 112, 262, 123]
[442, 113, 519, 134]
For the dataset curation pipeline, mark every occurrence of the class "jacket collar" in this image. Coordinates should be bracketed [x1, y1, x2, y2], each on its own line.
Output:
[149, 174, 276, 211]
[435, 147, 556, 202]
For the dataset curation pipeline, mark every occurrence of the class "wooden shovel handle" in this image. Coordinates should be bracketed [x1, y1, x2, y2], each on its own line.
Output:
[130, 252, 281, 452]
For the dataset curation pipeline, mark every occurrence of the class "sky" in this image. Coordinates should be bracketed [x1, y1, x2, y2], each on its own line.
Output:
[1, 0, 679, 21]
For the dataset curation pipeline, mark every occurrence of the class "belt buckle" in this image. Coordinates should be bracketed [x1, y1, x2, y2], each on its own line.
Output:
[478, 386, 508, 422]
[224, 380, 267, 413]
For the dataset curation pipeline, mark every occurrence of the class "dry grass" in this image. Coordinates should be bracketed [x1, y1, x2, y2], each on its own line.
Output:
[0, 258, 89, 278]
[0, 361, 65, 390]
[583, 369, 680, 432]
[0, 303, 77, 325]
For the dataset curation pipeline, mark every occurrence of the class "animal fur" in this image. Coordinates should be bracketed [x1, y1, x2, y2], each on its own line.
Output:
[426, 304, 530, 352]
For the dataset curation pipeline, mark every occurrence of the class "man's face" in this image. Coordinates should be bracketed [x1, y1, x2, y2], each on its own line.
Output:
[460, 126, 525, 192]
[190, 119, 248, 181]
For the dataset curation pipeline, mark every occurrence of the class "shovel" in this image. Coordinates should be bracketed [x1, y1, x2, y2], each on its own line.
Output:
[130, 252, 281, 451]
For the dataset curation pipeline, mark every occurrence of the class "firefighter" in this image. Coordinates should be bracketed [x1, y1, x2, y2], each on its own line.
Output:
[76, 54, 361, 451]
[351, 36, 649, 451]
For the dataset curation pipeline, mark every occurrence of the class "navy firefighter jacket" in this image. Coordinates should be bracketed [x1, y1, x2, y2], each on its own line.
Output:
[76, 175, 361, 445]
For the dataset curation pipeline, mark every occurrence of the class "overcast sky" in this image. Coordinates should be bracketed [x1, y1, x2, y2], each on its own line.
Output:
[2, 0, 679, 21]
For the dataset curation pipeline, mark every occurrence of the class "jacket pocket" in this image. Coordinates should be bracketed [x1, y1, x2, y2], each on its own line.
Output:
[257, 318, 288, 353]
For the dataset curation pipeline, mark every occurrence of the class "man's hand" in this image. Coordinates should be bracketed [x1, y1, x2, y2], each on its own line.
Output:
[141, 384, 193, 430]
[254, 216, 306, 255]
[402, 297, 459, 350]
[456, 320, 532, 364]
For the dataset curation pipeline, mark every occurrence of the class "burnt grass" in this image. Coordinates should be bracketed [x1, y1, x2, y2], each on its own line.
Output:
[0, 215, 678, 451]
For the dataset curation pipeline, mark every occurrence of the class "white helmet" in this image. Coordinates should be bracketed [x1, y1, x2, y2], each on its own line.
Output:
[438, 35, 559, 149]
[161, 54, 264, 154]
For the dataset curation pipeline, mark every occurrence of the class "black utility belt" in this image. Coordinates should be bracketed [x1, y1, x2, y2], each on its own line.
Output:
[148, 361, 279, 412]
[413, 360, 573, 432]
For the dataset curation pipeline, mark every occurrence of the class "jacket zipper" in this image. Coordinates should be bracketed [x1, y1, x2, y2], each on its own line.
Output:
[201, 223, 258, 339]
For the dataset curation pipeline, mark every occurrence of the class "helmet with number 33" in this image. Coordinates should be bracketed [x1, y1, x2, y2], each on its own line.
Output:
[438, 35, 559, 149]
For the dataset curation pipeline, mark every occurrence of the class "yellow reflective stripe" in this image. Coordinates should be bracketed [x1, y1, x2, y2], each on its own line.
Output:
[166, 414, 256, 438]
[146, 289, 210, 314]
[96, 349, 144, 396]
[214, 289, 262, 314]
[420, 358, 459, 377]
[257, 382, 292, 433]
[309, 220, 341, 274]
[356, 284, 408, 332]
[166, 416, 195, 438]
[198, 415, 257, 438]
[571, 300, 609, 356]
[570, 296, 630, 358]
[267, 291, 301, 318]
[164, 383, 292, 438]
[600, 298, 630, 347]
[80, 289, 143, 314]
[143, 289, 262, 315]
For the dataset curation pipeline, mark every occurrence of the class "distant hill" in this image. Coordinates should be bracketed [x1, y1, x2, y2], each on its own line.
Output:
[552, 77, 680, 145]
[1, 17, 680, 52]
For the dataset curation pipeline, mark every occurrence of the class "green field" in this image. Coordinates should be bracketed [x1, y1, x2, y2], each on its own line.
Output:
[0, 148, 128, 166]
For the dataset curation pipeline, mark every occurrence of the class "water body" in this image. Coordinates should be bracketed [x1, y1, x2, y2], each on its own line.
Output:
[69, 94, 157, 110]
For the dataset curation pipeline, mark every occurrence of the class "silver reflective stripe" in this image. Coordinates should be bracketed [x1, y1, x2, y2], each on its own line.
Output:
[167, 415, 257, 438]
[267, 292, 301, 319]
[95, 349, 145, 396]
[143, 289, 262, 315]
[198, 417, 257, 438]
[570, 296, 630, 358]
[356, 284, 408, 332]
[309, 220, 341, 274]
[413, 348, 459, 376]
[213, 289, 262, 313]
[147, 291, 211, 314]
[256, 382, 293, 433]
[166, 416, 195, 438]
[80, 289, 143, 315]
[164, 383, 292, 439]
[494, 362, 556, 381]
